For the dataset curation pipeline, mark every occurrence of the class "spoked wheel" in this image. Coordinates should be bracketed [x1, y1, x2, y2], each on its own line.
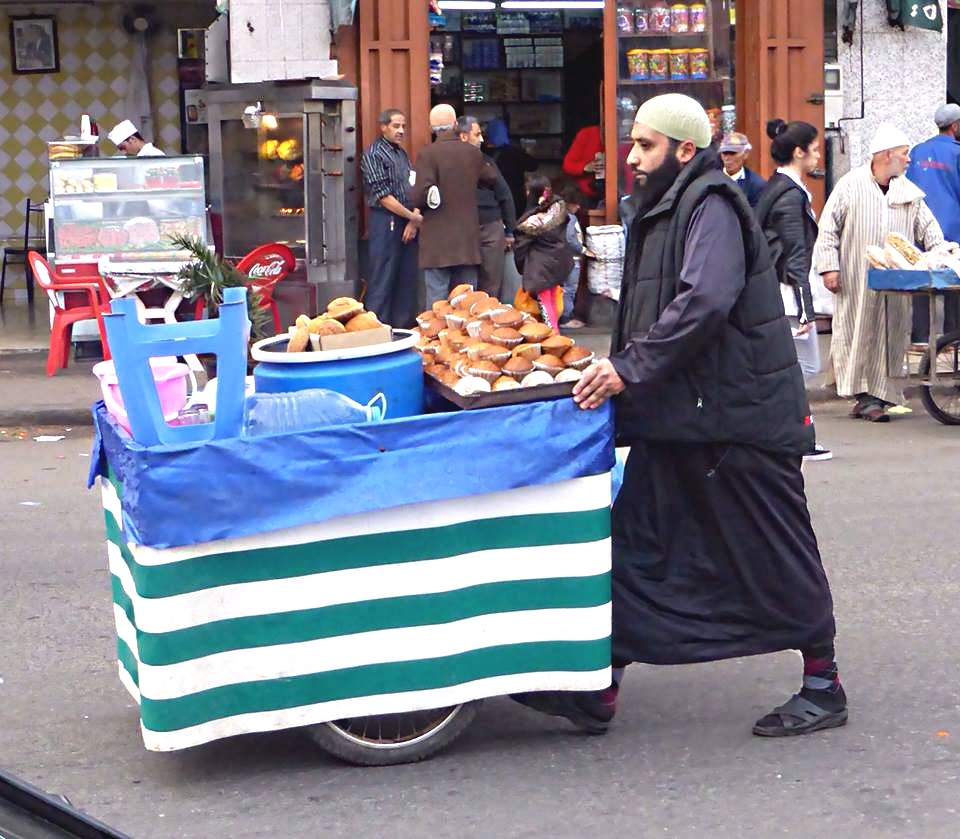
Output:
[306, 702, 481, 766]
[919, 329, 960, 425]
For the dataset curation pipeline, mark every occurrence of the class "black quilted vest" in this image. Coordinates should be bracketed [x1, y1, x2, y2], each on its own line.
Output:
[611, 149, 814, 455]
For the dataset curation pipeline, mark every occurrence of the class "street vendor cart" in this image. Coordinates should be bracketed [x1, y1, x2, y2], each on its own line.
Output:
[89, 289, 614, 765]
[868, 267, 960, 424]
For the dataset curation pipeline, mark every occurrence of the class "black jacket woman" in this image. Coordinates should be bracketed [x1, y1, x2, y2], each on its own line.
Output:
[754, 119, 821, 327]
[755, 118, 831, 461]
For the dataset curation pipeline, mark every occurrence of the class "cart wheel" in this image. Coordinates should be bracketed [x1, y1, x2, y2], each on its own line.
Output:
[919, 329, 960, 425]
[305, 702, 481, 766]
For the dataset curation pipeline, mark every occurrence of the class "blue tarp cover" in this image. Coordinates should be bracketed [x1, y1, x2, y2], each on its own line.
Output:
[867, 268, 960, 291]
[90, 399, 615, 549]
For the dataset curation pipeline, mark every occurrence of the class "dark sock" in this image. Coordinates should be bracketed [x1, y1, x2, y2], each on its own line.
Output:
[800, 647, 846, 712]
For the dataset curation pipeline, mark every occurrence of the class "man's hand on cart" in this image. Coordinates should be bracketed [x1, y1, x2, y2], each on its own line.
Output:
[574, 357, 625, 410]
[822, 271, 841, 294]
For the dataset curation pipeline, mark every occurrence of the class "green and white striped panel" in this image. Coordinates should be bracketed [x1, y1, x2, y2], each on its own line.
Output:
[101, 473, 612, 752]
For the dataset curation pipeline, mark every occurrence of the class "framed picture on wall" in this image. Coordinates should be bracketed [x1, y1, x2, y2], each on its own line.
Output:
[9, 16, 60, 74]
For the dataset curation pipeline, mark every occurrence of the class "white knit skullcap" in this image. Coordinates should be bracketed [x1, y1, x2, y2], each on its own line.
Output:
[868, 123, 911, 155]
[634, 94, 712, 150]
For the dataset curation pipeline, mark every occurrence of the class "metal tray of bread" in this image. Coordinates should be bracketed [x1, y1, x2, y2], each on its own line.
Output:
[426, 376, 575, 410]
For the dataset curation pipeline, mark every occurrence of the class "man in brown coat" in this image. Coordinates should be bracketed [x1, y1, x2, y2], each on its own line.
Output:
[412, 104, 497, 304]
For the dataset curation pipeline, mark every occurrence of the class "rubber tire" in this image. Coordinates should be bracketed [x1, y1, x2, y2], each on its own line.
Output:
[305, 701, 481, 766]
[918, 329, 960, 425]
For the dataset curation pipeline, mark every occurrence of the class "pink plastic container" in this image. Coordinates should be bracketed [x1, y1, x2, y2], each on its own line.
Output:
[93, 356, 191, 435]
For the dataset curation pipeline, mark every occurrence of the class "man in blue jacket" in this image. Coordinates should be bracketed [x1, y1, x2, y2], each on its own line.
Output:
[907, 103, 960, 342]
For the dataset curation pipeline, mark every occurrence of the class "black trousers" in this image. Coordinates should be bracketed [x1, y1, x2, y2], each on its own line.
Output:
[912, 294, 960, 343]
[365, 208, 419, 328]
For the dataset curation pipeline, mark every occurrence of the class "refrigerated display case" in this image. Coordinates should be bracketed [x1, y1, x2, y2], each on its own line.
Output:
[202, 81, 358, 302]
[47, 155, 208, 265]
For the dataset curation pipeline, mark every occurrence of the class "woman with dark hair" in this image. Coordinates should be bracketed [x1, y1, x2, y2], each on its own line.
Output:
[512, 175, 573, 329]
[755, 118, 831, 461]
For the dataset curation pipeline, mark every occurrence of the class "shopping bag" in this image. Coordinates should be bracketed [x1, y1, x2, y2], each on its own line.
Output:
[810, 266, 834, 317]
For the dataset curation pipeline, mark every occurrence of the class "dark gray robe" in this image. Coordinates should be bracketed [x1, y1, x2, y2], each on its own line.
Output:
[610, 195, 836, 666]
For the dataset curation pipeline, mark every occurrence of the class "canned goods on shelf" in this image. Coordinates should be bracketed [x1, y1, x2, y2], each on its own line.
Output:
[634, 7, 650, 32]
[627, 48, 650, 81]
[688, 47, 709, 79]
[648, 49, 670, 80]
[670, 4, 690, 33]
[689, 3, 707, 32]
[617, 5, 634, 33]
[649, 5, 672, 33]
[669, 49, 690, 80]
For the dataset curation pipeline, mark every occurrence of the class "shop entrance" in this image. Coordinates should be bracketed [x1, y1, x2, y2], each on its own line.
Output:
[429, 6, 606, 210]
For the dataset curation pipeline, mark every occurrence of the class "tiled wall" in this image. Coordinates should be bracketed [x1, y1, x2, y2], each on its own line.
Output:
[228, 0, 335, 82]
[0, 5, 182, 280]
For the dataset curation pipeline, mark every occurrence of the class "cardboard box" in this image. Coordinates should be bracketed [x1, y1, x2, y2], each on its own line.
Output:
[319, 325, 393, 351]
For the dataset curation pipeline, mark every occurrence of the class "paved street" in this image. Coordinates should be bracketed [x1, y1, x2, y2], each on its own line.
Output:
[2, 400, 959, 839]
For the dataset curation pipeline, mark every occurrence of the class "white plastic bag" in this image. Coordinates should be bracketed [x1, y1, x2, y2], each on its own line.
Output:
[585, 224, 625, 302]
[809, 267, 833, 317]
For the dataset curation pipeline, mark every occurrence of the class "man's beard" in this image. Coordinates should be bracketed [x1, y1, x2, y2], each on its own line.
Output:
[630, 153, 683, 213]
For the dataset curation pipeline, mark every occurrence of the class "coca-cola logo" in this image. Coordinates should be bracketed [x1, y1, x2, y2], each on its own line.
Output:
[246, 256, 288, 279]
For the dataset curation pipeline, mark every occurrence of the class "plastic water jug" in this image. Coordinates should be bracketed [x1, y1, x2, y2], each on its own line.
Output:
[243, 388, 387, 438]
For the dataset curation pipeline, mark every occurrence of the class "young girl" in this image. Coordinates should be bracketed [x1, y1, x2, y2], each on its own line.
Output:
[512, 175, 574, 330]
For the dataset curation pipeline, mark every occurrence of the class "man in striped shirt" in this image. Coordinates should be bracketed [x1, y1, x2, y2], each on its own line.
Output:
[360, 108, 422, 328]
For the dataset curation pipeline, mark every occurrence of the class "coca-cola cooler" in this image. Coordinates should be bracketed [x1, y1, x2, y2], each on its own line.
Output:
[203, 81, 358, 322]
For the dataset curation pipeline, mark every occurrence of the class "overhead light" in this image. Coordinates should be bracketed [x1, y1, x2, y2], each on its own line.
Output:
[501, 1, 604, 7]
[438, 1, 496, 9]
[261, 114, 278, 130]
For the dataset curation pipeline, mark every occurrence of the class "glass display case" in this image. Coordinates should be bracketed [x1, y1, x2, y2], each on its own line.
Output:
[613, 1, 735, 199]
[48, 155, 207, 265]
[203, 81, 358, 297]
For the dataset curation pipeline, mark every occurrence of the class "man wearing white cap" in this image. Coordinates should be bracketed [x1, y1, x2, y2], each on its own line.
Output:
[514, 94, 846, 740]
[107, 119, 164, 157]
[814, 122, 943, 422]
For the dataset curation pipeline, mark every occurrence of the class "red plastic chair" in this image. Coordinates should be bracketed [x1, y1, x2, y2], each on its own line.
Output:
[27, 250, 110, 376]
[193, 243, 296, 334]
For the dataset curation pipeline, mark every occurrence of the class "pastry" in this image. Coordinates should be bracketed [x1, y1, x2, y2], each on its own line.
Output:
[448, 283, 474, 307]
[478, 344, 511, 365]
[465, 341, 499, 361]
[287, 325, 309, 353]
[438, 369, 462, 388]
[466, 359, 502, 382]
[471, 298, 503, 317]
[519, 321, 553, 343]
[532, 354, 565, 376]
[502, 356, 534, 380]
[866, 245, 889, 269]
[885, 232, 922, 266]
[520, 371, 555, 387]
[327, 297, 364, 322]
[562, 346, 594, 370]
[432, 300, 454, 316]
[460, 291, 489, 312]
[445, 310, 468, 330]
[416, 310, 436, 328]
[454, 375, 491, 395]
[310, 316, 346, 336]
[491, 309, 524, 329]
[555, 368, 583, 383]
[479, 321, 497, 341]
[541, 335, 575, 357]
[345, 311, 383, 332]
[421, 318, 445, 340]
[295, 314, 311, 329]
[466, 319, 486, 338]
[513, 343, 542, 361]
[492, 375, 521, 391]
[489, 327, 524, 348]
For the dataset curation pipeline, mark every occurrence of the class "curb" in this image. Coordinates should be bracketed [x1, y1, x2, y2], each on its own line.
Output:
[0, 408, 95, 428]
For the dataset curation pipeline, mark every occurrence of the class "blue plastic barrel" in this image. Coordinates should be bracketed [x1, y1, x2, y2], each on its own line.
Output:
[253, 349, 424, 418]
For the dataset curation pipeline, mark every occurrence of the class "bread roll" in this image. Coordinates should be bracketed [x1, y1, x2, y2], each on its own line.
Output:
[287, 325, 310, 353]
[345, 311, 383, 332]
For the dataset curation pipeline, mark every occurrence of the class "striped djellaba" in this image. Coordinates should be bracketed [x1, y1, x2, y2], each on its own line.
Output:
[813, 164, 943, 404]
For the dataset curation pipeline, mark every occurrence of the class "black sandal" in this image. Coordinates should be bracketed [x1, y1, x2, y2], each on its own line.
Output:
[752, 693, 848, 737]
